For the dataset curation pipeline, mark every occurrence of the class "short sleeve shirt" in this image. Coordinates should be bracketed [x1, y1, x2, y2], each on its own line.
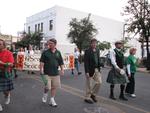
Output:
[126, 55, 137, 73]
[40, 49, 64, 76]
[0, 49, 14, 71]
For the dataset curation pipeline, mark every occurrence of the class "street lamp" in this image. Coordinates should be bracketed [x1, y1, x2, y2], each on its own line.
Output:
[122, 23, 127, 51]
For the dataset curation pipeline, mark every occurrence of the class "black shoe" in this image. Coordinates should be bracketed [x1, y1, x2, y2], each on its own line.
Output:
[119, 95, 128, 101]
[84, 99, 94, 104]
[78, 72, 82, 75]
[109, 95, 116, 100]
[31, 72, 35, 74]
[15, 74, 18, 78]
[90, 95, 98, 102]
[71, 71, 74, 75]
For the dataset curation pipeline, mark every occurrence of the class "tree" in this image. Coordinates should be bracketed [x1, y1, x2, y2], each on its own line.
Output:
[16, 32, 43, 49]
[97, 41, 111, 56]
[122, 0, 150, 70]
[67, 14, 98, 53]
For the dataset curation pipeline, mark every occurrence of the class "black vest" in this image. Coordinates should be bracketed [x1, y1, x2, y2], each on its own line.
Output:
[114, 49, 124, 69]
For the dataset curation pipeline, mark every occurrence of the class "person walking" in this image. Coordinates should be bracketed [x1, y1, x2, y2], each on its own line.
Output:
[84, 38, 102, 104]
[27, 45, 35, 74]
[125, 48, 137, 98]
[71, 48, 82, 75]
[40, 38, 64, 107]
[107, 41, 128, 101]
[0, 39, 14, 111]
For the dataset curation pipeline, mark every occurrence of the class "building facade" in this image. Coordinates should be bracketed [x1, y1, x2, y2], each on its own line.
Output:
[26, 5, 141, 57]
[0, 34, 18, 48]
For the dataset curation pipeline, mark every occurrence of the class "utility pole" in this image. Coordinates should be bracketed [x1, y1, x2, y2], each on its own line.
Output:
[122, 23, 127, 52]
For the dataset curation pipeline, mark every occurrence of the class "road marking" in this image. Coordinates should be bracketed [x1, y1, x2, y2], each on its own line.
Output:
[22, 75, 150, 113]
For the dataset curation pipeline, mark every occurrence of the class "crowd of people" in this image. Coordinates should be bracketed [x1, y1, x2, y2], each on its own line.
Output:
[0, 38, 138, 111]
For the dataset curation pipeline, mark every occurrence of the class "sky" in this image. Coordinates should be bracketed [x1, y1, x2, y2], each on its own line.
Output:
[0, 0, 128, 36]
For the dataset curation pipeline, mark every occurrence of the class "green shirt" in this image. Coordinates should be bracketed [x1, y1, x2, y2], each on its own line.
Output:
[126, 55, 137, 73]
[40, 49, 64, 76]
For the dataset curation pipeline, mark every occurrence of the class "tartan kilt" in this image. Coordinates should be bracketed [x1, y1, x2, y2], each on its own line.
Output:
[0, 78, 14, 92]
[106, 68, 127, 84]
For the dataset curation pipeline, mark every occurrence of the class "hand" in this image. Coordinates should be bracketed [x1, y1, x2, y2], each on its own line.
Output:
[60, 70, 64, 75]
[120, 69, 125, 75]
[0, 61, 4, 64]
[40, 71, 44, 75]
[128, 74, 131, 78]
[86, 73, 90, 78]
[8, 63, 13, 67]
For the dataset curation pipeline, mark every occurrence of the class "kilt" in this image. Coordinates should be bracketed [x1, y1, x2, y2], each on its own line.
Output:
[106, 68, 127, 84]
[0, 78, 14, 92]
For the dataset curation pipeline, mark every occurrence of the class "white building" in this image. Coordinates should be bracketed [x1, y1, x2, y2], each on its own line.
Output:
[26, 5, 141, 58]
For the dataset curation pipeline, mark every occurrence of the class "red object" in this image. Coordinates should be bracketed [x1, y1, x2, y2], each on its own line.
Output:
[0, 49, 14, 71]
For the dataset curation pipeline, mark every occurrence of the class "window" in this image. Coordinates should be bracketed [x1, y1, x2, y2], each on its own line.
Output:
[28, 26, 30, 34]
[49, 20, 53, 31]
[38, 23, 40, 32]
[35, 24, 37, 32]
[41, 22, 43, 32]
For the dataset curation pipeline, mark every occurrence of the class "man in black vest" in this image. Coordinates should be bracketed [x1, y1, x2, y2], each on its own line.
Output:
[107, 41, 128, 101]
[84, 38, 102, 104]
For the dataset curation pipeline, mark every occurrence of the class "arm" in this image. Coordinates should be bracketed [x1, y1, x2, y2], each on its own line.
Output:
[126, 64, 131, 77]
[40, 52, 45, 74]
[110, 50, 120, 69]
[60, 65, 64, 75]
[40, 62, 44, 74]
[84, 50, 90, 77]
[5, 51, 14, 67]
[58, 51, 64, 75]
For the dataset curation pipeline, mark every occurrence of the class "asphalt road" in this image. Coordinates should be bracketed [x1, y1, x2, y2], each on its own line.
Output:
[0, 65, 150, 113]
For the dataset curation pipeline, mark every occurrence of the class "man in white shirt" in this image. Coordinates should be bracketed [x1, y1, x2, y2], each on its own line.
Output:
[107, 41, 128, 101]
[71, 48, 82, 75]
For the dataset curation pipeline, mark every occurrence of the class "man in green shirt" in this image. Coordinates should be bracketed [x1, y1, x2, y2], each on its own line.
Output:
[40, 38, 64, 107]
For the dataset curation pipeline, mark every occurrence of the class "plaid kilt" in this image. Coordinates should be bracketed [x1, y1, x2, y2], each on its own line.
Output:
[0, 78, 14, 92]
[106, 68, 127, 84]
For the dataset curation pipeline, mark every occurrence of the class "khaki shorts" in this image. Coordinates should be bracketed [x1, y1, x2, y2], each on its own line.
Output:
[45, 75, 61, 89]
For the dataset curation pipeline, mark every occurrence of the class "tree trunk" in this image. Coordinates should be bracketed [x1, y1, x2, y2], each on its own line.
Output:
[146, 37, 150, 70]
[141, 41, 144, 58]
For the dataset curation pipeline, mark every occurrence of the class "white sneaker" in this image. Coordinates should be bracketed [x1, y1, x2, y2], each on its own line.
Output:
[130, 94, 136, 98]
[5, 96, 10, 105]
[0, 104, 3, 111]
[50, 98, 57, 107]
[42, 93, 48, 103]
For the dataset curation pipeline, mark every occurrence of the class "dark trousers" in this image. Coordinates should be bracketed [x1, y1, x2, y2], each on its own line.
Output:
[110, 84, 125, 97]
[125, 73, 135, 94]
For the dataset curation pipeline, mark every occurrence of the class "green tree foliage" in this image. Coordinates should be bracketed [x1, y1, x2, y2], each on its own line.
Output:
[97, 41, 111, 51]
[67, 14, 98, 53]
[16, 32, 43, 48]
[122, 39, 131, 53]
[122, 0, 150, 69]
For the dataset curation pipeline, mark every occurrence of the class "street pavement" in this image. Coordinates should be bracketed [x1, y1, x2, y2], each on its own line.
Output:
[0, 65, 150, 113]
